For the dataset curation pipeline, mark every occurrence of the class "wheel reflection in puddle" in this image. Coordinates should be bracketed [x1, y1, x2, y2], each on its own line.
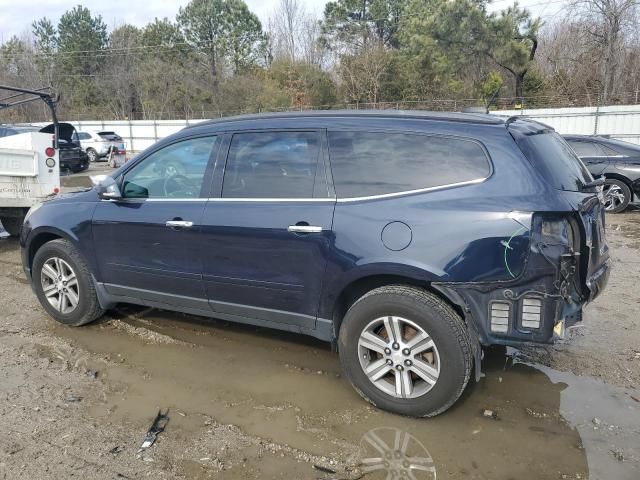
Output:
[359, 427, 436, 480]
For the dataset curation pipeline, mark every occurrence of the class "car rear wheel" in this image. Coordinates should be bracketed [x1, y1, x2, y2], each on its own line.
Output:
[338, 285, 473, 417]
[603, 179, 631, 213]
[87, 148, 98, 162]
[32, 239, 105, 326]
[0, 216, 24, 237]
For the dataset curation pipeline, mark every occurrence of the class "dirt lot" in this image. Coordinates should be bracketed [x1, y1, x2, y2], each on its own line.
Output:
[0, 167, 638, 479]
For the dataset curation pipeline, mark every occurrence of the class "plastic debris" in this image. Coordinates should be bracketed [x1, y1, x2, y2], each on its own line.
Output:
[86, 369, 98, 379]
[482, 409, 498, 419]
[66, 393, 81, 402]
[137, 409, 169, 456]
[109, 446, 124, 455]
[313, 464, 337, 474]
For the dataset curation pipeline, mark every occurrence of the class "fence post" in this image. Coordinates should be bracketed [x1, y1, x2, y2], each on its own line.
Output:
[128, 120, 134, 153]
[153, 119, 158, 143]
[593, 102, 601, 135]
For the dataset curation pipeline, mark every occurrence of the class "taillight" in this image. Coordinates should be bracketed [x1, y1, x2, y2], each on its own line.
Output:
[45, 147, 55, 157]
[541, 218, 575, 250]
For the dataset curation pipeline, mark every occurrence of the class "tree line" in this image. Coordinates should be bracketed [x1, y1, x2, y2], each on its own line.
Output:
[1, 0, 639, 122]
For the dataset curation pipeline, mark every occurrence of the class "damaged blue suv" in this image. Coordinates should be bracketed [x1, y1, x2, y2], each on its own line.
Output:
[21, 111, 610, 417]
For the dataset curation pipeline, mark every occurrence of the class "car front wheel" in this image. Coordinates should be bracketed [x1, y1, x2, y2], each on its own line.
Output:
[32, 239, 105, 326]
[338, 285, 473, 417]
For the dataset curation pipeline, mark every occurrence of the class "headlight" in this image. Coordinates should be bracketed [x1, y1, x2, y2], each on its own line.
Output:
[24, 202, 43, 222]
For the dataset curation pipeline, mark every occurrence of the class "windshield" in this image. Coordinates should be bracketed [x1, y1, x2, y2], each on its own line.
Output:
[515, 131, 593, 192]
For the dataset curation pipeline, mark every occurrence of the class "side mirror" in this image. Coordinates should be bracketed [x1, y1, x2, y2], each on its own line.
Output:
[95, 176, 122, 200]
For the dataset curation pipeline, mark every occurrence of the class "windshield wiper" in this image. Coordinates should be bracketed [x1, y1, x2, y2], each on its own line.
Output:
[581, 176, 605, 190]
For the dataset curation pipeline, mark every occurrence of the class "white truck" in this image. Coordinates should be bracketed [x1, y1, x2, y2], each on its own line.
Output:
[0, 86, 61, 236]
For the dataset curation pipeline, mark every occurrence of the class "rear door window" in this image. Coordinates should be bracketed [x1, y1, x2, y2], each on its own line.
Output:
[567, 140, 604, 157]
[222, 131, 320, 198]
[327, 131, 491, 198]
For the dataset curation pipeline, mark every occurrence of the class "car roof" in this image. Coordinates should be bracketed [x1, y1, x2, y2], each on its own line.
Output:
[1, 124, 40, 131]
[185, 110, 507, 130]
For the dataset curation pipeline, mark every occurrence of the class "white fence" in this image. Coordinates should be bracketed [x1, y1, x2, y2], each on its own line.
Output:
[67, 104, 640, 153]
[491, 104, 640, 145]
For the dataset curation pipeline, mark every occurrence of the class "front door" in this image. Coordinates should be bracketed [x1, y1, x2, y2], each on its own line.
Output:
[201, 130, 335, 330]
[92, 135, 220, 308]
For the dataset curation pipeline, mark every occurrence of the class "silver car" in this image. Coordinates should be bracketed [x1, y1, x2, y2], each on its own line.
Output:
[77, 130, 125, 162]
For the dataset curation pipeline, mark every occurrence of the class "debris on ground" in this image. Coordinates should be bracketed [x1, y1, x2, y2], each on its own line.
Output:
[525, 408, 548, 418]
[610, 448, 624, 462]
[86, 369, 98, 379]
[137, 409, 170, 456]
[109, 446, 125, 455]
[592, 418, 601, 427]
[313, 464, 337, 474]
[482, 409, 498, 419]
[630, 395, 640, 403]
[65, 393, 81, 402]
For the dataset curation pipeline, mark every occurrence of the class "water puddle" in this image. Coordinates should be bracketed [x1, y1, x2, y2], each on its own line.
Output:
[47, 307, 639, 479]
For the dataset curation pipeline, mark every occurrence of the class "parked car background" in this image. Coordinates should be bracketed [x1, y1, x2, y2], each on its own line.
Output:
[39, 123, 88, 173]
[77, 130, 126, 164]
[563, 134, 640, 213]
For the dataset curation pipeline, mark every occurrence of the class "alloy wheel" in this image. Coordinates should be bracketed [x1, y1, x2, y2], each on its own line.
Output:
[40, 257, 80, 314]
[358, 316, 440, 399]
[602, 183, 626, 211]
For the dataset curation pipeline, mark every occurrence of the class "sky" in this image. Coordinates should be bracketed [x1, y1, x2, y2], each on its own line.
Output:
[0, 0, 328, 42]
[0, 0, 568, 43]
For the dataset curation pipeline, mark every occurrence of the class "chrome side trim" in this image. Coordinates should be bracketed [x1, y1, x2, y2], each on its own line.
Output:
[208, 197, 335, 202]
[335, 177, 488, 203]
[126, 177, 487, 204]
[145, 198, 207, 202]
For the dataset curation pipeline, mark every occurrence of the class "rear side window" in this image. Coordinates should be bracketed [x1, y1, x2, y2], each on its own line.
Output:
[516, 132, 592, 192]
[327, 131, 491, 198]
[222, 131, 320, 198]
[567, 140, 604, 157]
[99, 131, 122, 141]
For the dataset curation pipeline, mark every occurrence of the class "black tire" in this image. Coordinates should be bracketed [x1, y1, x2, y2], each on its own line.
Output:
[1, 216, 24, 237]
[338, 285, 473, 417]
[32, 239, 105, 326]
[603, 178, 631, 213]
[87, 148, 98, 162]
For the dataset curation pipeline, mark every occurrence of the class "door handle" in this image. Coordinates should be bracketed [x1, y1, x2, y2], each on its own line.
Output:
[166, 220, 193, 228]
[288, 225, 323, 233]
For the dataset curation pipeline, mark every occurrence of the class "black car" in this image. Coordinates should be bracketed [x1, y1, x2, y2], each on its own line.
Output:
[21, 111, 609, 417]
[563, 135, 640, 213]
[40, 123, 89, 173]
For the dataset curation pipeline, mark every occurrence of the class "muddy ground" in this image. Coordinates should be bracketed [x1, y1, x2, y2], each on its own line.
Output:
[0, 167, 638, 479]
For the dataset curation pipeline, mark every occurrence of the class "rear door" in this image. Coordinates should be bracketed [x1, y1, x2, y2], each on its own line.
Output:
[201, 130, 335, 330]
[92, 135, 220, 307]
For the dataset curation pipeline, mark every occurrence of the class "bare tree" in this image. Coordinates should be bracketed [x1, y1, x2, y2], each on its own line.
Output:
[268, 0, 325, 65]
[572, 0, 640, 101]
